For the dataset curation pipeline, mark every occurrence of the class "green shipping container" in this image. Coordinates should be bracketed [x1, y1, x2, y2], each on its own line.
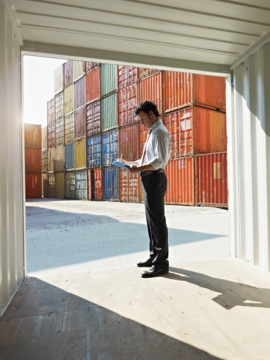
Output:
[56, 172, 65, 199]
[101, 92, 117, 132]
[101, 64, 117, 97]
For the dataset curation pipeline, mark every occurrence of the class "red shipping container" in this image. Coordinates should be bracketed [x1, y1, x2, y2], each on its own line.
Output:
[74, 76, 85, 110]
[162, 112, 178, 157]
[24, 124, 41, 149]
[119, 123, 139, 161]
[47, 98, 55, 148]
[74, 107, 86, 140]
[163, 72, 226, 113]
[85, 62, 99, 73]
[165, 157, 195, 205]
[86, 67, 100, 104]
[195, 152, 228, 207]
[87, 168, 102, 200]
[139, 123, 148, 158]
[118, 84, 137, 126]
[119, 168, 139, 203]
[64, 60, 73, 88]
[25, 148, 41, 174]
[25, 174, 41, 199]
[118, 65, 137, 88]
[138, 72, 162, 115]
[86, 100, 101, 137]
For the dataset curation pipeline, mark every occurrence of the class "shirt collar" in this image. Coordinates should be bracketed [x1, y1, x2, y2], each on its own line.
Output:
[150, 119, 162, 131]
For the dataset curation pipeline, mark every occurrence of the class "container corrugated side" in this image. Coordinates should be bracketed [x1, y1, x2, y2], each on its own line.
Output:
[73, 61, 85, 81]
[118, 65, 137, 88]
[64, 60, 73, 88]
[102, 129, 118, 166]
[64, 113, 74, 144]
[86, 67, 100, 104]
[54, 64, 64, 95]
[138, 72, 162, 116]
[74, 139, 86, 169]
[87, 134, 101, 168]
[138, 68, 159, 79]
[74, 107, 86, 140]
[86, 100, 100, 137]
[25, 148, 41, 174]
[87, 168, 102, 200]
[64, 84, 74, 116]
[164, 157, 195, 205]
[85, 61, 99, 73]
[119, 169, 139, 203]
[139, 123, 148, 157]
[42, 126, 47, 150]
[195, 153, 228, 207]
[42, 174, 48, 198]
[25, 174, 41, 199]
[56, 172, 65, 199]
[74, 76, 85, 111]
[55, 117, 64, 146]
[118, 84, 137, 126]
[65, 172, 76, 199]
[102, 167, 118, 201]
[101, 92, 117, 131]
[119, 123, 139, 161]
[162, 112, 178, 157]
[55, 145, 65, 173]
[65, 143, 74, 171]
[25, 123, 42, 149]
[75, 170, 88, 200]
[55, 91, 64, 121]
[101, 64, 117, 97]
[48, 147, 56, 173]
[48, 173, 56, 198]
[41, 149, 48, 173]
[47, 98, 55, 149]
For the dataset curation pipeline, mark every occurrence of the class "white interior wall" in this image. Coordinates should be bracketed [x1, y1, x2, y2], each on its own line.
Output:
[0, 3, 25, 315]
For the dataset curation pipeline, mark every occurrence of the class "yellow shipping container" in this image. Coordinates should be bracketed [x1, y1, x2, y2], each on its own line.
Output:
[48, 147, 56, 173]
[55, 145, 65, 173]
[56, 172, 65, 199]
[64, 84, 74, 115]
[42, 126, 47, 150]
[73, 61, 85, 81]
[75, 139, 86, 169]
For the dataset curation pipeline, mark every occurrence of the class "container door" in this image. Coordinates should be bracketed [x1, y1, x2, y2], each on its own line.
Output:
[91, 169, 95, 200]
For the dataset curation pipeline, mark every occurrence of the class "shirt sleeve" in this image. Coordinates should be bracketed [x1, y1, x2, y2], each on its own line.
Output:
[136, 158, 142, 166]
[149, 129, 171, 169]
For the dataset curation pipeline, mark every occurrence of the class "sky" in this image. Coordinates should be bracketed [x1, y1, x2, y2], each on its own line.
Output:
[23, 56, 67, 128]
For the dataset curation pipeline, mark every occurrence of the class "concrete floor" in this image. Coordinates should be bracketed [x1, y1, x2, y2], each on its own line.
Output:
[1, 200, 270, 360]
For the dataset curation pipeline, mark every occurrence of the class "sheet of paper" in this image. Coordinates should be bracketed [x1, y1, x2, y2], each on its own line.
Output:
[112, 160, 131, 170]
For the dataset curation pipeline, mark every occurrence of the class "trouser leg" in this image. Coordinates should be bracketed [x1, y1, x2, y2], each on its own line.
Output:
[142, 173, 168, 265]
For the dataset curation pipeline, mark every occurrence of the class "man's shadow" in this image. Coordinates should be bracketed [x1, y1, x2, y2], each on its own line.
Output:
[164, 267, 270, 310]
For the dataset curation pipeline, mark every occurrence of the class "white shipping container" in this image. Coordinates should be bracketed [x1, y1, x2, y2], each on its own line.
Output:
[73, 61, 85, 81]
[54, 64, 64, 95]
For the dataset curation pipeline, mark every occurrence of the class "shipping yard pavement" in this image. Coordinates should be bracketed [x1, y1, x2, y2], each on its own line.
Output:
[1, 200, 270, 360]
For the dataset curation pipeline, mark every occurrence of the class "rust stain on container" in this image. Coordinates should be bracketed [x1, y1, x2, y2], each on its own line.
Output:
[47, 98, 55, 148]
[118, 65, 137, 88]
[64, 60, 73, 88]
[64, 84, 74, 115]
[55, 145, 65, 173]
[25, 124, 41, 149]
[56, 172, 65, 199]
[74, 76, 85, 111]
[87, 168, 103, 200]
[75, 139, 86, 169]
[119, 123, 139, 161]
[163, 71, 226, 113]
[85, 62, 99, 73]
[74, 107, 86, 140]
[42, 174, 48, 198]
[25, 149, 41, 174]
[164, 157, 195, 205]
[138, 72, 162, 115]
[86, 67, 100, 104]
[118, 83, 137, 126]
[64, 113, 74, 143]
[195, 152, 228, 207]
[86, 100, 100, 137]
[25, 174, 41, 199]
[119, 168, 139, 203]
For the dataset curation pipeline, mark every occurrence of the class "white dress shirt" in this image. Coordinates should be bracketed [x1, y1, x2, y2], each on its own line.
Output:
[136, 119, 171, 169]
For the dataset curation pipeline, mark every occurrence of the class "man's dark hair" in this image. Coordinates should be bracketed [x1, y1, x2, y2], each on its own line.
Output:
[135, 100, 160, 117]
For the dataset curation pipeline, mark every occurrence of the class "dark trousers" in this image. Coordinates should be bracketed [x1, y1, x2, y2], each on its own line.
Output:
[141, 172, 168, 266]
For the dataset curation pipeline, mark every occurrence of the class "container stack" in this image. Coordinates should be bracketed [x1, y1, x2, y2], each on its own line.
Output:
[25, 124, 42, 199]
[41, 125, 48, 198]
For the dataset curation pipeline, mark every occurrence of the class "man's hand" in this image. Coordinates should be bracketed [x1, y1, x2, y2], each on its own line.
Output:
[129, 165, 141, 174]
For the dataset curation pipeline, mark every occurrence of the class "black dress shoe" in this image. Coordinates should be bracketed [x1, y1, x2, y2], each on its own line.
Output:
[137, 258, 153, 267]
[141, 264, 169, 278]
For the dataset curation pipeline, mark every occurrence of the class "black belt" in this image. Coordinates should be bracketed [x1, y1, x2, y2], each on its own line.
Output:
[140, 169, 164, 177]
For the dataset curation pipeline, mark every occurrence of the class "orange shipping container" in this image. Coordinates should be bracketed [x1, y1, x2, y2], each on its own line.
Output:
[163, 72, 226, 113]
[138, 72, 162, 115]
[119, 123, 139, 161]
[25, 148, 41, 174]
[85, 67, 100, 104]
[119, 169, 139, 203]
[195, 153, 228, 207]
[118, 84, 137, 126]
[25, 174, 41, 199]
[165, 157, 195, 205]
[24, 124, 41, 149]
[118, 65, 137, 88]
[87, 168, 102, 200]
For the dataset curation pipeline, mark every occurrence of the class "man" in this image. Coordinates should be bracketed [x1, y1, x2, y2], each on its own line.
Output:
[119, 100, 171, 278]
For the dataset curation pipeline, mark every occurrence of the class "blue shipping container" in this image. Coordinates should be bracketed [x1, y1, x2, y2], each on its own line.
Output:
[101, 64, 117, 97]
[65, 143, 74, 170]
[102, 129, 118, 166]
[87, 134, 101, 167]
[101, 92, 117, 131]
[75, 170, 88, 200]
[102, 167, 118, 200]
